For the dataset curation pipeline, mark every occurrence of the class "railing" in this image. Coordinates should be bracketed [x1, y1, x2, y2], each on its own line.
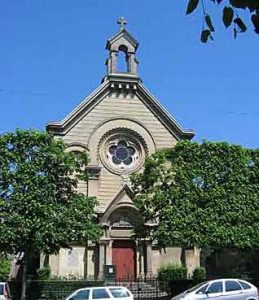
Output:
[107, 276, 169, 299]
[9, 277, 259, 300]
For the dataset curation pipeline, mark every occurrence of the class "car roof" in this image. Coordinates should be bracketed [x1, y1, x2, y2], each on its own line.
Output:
[201, 278, 254, 287]
[73, 286, 130, 292]
[78, 286, 128, 289]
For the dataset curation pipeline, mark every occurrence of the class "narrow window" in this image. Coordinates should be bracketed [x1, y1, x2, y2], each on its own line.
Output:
[117, 45, 128, 72]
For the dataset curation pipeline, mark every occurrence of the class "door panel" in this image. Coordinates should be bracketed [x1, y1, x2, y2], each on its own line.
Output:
[112, 241, 135, 279]
[224, 280, 246, 300]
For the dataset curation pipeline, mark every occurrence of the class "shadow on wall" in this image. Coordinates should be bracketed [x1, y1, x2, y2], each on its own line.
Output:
[201, 248, 259, 278]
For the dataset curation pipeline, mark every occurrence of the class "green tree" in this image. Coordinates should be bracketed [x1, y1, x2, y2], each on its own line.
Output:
[0, 253, 11, 281]
[132, 140, 259, 249]
[185, 0, 259, 42]
[0, 130, 101, 300]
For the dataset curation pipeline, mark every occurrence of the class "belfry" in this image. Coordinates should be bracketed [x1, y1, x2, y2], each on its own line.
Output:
[45, 19, 198, 278]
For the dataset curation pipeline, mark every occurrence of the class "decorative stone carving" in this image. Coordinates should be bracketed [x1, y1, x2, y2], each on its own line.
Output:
[85, 165, 101, 179]
[112, 212, 136, 228]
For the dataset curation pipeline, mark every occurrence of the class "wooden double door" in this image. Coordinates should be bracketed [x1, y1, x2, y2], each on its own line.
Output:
[112, 240, 136, 279]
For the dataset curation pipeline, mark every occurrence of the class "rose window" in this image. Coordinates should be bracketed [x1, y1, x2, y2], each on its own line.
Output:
[109, 140, 136, 166]
[99, 129, 147, 174]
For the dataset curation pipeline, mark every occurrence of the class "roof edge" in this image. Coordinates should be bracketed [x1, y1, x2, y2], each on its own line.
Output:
[46, 75, 195, 141]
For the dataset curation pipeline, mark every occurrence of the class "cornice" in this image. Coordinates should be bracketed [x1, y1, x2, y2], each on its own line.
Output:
[46, 75, 195, 141]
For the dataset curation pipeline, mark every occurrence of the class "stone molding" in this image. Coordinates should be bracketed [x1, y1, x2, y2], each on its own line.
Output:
[46, 76, 194, 140]
[65, 142, 89, 152]
[87, 118, 156, 166]
[99, 184, 138, 224]
[98, 127, 148, 175]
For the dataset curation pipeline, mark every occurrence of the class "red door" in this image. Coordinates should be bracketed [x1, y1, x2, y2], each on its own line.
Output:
[112, 240, 135, 279]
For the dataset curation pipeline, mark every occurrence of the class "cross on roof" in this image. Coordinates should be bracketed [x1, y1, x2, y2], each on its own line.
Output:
[117, 17, 127, 30]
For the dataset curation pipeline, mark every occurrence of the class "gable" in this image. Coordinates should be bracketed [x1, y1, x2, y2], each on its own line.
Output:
[46, 76, 194, 151]
[99, 184, 136, 224]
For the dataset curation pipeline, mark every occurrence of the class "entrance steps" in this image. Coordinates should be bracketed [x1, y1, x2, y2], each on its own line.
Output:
[106, 279, 168, 299]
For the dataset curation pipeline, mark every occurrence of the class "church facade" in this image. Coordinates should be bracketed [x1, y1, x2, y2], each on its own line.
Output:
[45, 20, 200, 279]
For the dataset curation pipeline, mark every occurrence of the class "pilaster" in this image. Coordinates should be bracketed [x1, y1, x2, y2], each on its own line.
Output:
[146, 242, 153, 276]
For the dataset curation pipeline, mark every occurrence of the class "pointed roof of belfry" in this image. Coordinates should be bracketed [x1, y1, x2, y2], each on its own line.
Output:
[106, 16, 138, 50]
[106, 28, 139, 50]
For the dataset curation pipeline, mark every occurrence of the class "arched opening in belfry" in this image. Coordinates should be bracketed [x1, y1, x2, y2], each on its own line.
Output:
[117, 45, 128, 73]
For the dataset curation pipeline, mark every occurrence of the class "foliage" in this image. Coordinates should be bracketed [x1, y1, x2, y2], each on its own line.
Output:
[158, 263, 188, 281]
[36, 267, 51, 280]
[192, 267, 206, 280]
[185, 0, 259, 42]
[0, 254, 10, 281]
[0, 129, 101, 254]
[132, 140, 259, 250]
[0, 129, 101, 298]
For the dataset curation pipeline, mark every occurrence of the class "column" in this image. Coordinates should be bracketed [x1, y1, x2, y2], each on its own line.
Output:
[146, 243, 153, 276]
[98, 243, 105, 279]
[111, 52, 117, 73]
[136, 241, 144, 277]
[128, 54, 137, 74]
[106, 240, 113, 265]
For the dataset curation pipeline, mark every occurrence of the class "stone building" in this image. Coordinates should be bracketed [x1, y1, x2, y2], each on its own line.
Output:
[45, 19, 199, 279]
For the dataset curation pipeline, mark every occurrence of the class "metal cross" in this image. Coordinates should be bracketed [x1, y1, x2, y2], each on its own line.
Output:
[117, 17, 127, 30]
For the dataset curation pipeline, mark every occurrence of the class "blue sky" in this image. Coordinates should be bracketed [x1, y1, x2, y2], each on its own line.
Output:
[0, 0, 258, 148]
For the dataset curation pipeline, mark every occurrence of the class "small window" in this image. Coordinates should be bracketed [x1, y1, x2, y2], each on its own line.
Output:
[109, 288, 130, 298]
[196, 283, 209, 294]
[71, 289, 89, 299]
[92, 288, 110, 299]
[207, 281, 223, 294]
[225, 280, 242, 292]
[0, 285, 3, 295]
[238, 281, 251, 290]
[117, 45, 128, 73]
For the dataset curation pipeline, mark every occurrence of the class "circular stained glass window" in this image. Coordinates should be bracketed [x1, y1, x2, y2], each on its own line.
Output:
[109, 140, 136, 166]
[116, 147, 129, 160]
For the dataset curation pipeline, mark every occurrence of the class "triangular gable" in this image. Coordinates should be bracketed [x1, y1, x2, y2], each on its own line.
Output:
[99, 184, 135, 224]
[106, 28, 139, 50]
[46, 75, 194, 140]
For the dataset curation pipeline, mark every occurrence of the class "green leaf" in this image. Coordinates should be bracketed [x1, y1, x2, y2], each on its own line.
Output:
[200, 29, 211, 43]
[205, 14, 215, 32]
[223, 6, 234, 27]
[230, 0, 248, 9]
[234, 17, 247, 32]
[132, 140, 259, 250]
[247, 0, 259, 12]
[251, 14, 259, 33]
[186, 0, 199, 14]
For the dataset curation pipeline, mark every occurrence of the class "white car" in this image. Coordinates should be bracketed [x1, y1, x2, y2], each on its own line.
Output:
[0, 282, 11, 300]
[171, 278, 259, 300]
[65, 286, 133, 300]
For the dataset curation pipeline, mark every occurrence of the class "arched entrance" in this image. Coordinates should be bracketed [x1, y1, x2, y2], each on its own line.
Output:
[112, 240, 136, 279]
[98, 188, 144, 279]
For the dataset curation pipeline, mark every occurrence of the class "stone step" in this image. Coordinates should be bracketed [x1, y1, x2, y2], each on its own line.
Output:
[106, 280, 168, 298]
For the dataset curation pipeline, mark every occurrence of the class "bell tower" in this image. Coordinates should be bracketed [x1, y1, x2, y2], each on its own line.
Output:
[105, 17, 139, 76]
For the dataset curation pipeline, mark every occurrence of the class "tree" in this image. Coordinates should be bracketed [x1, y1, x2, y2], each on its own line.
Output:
[0, 130, 101, 300]
[0, 253, 11, 281]
[131, 140, 259, 250]
[185, 0, 259, 42]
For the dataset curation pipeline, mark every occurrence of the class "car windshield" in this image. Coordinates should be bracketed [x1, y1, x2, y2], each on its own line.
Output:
[185, 282, 208, 293]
